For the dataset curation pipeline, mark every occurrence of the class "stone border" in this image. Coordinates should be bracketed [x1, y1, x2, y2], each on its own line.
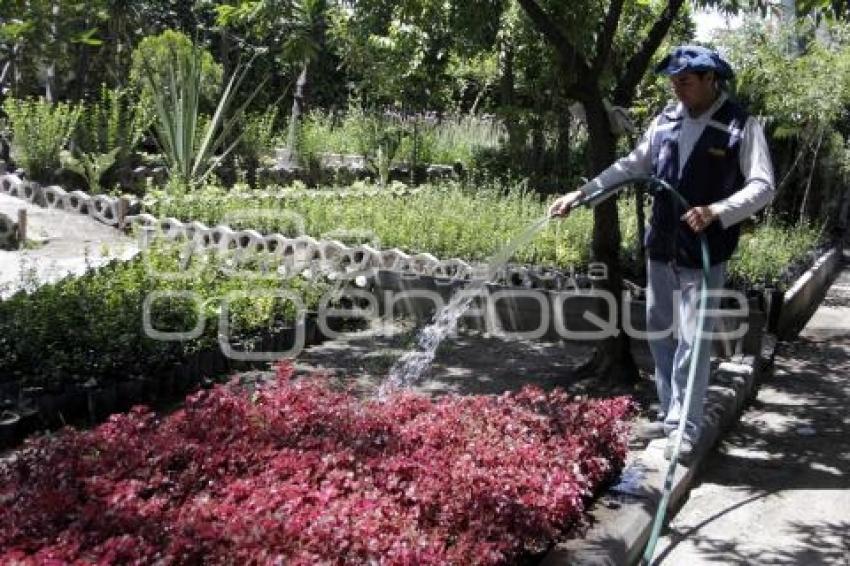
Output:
[542, 333, 777, 565]
[774, 246, 844, 339]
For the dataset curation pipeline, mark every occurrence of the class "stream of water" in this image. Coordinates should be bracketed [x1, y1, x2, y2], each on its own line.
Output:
[379, 215, 551, 397]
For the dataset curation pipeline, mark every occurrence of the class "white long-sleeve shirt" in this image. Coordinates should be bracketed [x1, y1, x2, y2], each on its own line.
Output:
[579, 92, 775, 229]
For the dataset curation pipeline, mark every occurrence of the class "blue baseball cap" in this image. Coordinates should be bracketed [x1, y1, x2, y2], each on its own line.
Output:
[655, 45, 734, 79]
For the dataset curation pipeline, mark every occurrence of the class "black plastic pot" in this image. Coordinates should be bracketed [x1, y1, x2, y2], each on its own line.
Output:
[87, 384, 118, 423]
[16, 406, 39, 437]
[764, 287, 784, 334]
[116, 378, 145, 410]
[198, 350, 216, 379]
[0, 410, 20, 448]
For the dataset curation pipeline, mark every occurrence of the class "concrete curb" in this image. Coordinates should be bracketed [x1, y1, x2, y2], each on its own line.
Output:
[776, 246, 844, 339]
[542, 334, 777, 566]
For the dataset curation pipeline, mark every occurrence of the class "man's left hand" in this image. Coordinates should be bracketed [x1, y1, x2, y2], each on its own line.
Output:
[682, 206, 718, 233]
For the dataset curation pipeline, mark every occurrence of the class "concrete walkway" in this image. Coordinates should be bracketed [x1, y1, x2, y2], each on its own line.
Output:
[0, 193, 137, 298]
[651, 267, 850, 565]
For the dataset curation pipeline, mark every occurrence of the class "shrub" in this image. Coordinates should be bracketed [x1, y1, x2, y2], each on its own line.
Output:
[2, 97, 82, 183]
[239, 106, 280, 163]
[129, 30, 222, 111]
[235, 106, 281, 185]
[0, 244, 328, 389]
[144, 179, 629, 267]
[66, 85, 153, 193]
[75, 85, 151, 160]
[728, 220, 823, 289]
[0, 362, 635, 564]
[297, 109, 505, 170]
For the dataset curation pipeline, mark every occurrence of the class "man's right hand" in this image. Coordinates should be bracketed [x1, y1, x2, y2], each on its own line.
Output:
[548, 190, 585, 218]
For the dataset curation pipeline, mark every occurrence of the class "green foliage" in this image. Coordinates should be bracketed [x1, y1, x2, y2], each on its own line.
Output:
[298, 108, 504, 169]
[2, 97, 82, 182]
[719, 19, 850, 223]
[129, 30, 223, 109]
[728, 221, 822, 288]
[721, 20, 850, 137]
[399, 114, 505, 168]
[64, 85, 153, 192]
[297, 108, 363, 158]
[75, 85, 151, 162]
[59, 147, 120, 194]
[352, 112, 405, 185]
[0, 244, 328, 388]
[144, 179, 635, 267]
[237, 106, 281, 165]
[144, 179, 820, 287]
[328, 0, 502, 111]
[139, 41, 265, 188]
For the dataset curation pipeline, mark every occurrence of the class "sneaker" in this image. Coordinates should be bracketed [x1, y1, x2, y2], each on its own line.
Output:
[636, 420, 668, 440]
[664, 432, 695, 463]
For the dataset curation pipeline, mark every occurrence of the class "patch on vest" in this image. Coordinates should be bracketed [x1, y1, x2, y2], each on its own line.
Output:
[708, 147, 727, 157]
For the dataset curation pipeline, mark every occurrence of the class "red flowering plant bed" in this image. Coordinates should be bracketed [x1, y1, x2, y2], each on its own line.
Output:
[0, 362, 635, 565]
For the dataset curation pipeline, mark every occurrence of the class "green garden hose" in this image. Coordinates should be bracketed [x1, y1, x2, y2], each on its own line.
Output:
[569, 176, 712, 565]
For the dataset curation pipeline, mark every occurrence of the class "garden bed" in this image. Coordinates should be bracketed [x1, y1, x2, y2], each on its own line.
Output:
[0, 242, 338, 448]
[0, 361, 634, 564]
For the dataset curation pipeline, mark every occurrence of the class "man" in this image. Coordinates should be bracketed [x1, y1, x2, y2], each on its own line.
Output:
[549, 45, 774, 461]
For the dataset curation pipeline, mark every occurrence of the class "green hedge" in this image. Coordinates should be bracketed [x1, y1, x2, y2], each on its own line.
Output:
[0, 244, 329, 389]
[729, 221, 823, 288]
[146, 180, 823, 287]
[144, 180, 642, 267]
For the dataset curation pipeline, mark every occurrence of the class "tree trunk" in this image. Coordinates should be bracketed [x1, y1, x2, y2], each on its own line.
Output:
[552, 105, 571, 181]
[0, 59, 10, 88]
[13, 46, 20, 98]
[583, 94, 640, 384]
[499, 39, 523, 156]
[217, 27, 240, 188]
[286, 59, 310, 163]
[45, 0, 59, 102]
[799, 127, 824, 225]
[499, 38, 514, 108]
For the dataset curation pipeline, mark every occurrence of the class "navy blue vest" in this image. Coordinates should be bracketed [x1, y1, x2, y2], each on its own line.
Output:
[646, 98, 748, 267]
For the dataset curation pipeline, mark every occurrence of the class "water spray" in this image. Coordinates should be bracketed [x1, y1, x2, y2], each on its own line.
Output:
[380, 214, 551, 396]
[381, 175, 711, 564]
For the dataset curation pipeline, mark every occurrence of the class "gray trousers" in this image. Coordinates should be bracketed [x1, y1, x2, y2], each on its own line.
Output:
[646, 259, 726, 442]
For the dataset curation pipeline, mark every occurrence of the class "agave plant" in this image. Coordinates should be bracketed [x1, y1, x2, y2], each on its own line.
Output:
[139, 44, 266, 188]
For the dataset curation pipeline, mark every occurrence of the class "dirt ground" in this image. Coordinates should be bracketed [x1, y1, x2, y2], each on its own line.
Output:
[289, 320, 656, 405]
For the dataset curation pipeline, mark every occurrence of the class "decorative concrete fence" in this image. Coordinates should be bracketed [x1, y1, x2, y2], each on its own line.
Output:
[0, 172, 139, 227]
[125, 212, 476, 282]
[123, 209, 778, 349]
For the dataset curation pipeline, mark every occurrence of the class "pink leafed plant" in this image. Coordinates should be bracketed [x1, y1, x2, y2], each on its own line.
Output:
[0, 362, 634, 565]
